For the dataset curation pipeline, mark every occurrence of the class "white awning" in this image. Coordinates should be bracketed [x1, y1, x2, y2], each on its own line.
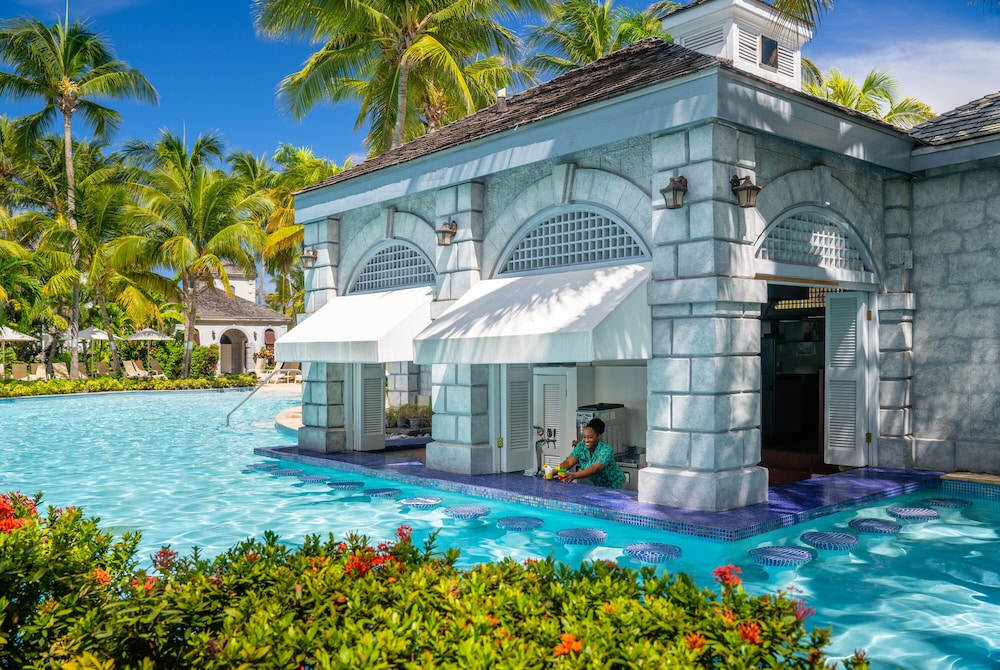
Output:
[275, 286, 434, 363]
[414, 263, 651, 365]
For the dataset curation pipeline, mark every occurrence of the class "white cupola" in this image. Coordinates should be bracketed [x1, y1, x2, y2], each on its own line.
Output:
[659, 0, 812, 91]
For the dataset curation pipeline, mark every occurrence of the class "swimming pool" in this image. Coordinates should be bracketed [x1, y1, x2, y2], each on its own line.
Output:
[1, 390, 998, 669]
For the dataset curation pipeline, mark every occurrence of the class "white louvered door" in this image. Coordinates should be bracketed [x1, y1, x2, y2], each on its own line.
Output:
[501, 365, 533, 472]
[356, 363, 386, 452]
[824, 293, 868, 466]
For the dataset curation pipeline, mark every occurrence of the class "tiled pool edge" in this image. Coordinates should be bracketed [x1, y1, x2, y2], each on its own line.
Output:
[255, 446, 949, 542]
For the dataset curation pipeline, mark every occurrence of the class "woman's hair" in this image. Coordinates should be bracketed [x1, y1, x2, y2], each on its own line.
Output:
[586, 418, 605, 435]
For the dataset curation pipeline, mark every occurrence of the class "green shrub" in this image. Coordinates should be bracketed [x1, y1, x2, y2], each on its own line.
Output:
[0, 491, 870, 670]
[0, 374, 257, 398]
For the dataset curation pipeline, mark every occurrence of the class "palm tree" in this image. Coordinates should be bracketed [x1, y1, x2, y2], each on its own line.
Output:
[116, 130, 268, 378]
[525, 0, 673, 78]
[37, 139, 174, 374]
[0, 16, 157, 378]
[252, 0, 547, 155]
[805, 67, 935, 129]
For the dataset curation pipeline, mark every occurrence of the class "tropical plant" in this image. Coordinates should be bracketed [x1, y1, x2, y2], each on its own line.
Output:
[116, 130, 268, 378]
[526, 0, 674, 77]
[252, 0, 547, 154]
[0, 493, 871, 669]
[804, 67, 936, 129]
[0, 16, 157, 378]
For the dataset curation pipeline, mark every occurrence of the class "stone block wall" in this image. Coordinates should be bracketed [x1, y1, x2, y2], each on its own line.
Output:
[908, 161, 1000, 474]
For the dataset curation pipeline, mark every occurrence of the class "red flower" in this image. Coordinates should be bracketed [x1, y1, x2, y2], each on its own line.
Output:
[151, 547, 178, 572]
[92, 568, 111, 585]
[738, 621, 762, 644]
[553, 633, 584, 657]
[0, 517, 26, 533]
[395, 525, 413, 541]
[685, 632, 706, 650]
[130, 576, 158, 593]
[712, 564, 742, 587]
[794, 599, 816, 621]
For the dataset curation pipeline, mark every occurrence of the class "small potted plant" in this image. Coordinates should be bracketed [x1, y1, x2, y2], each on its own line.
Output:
[384, 407, 398, 429]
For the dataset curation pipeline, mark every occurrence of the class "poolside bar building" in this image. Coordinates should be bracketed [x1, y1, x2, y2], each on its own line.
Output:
[276, 0, 1000, 512]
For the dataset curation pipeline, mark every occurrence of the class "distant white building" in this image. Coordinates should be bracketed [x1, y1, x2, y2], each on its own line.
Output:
[277, 0, 1000, 511]
[195, 266, 291, 374]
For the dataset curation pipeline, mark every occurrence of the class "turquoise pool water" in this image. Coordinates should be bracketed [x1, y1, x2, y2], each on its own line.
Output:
[1, 390, 998, 669]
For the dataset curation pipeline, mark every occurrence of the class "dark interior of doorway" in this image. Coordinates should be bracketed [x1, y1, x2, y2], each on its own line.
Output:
[760, 285, 841, 485]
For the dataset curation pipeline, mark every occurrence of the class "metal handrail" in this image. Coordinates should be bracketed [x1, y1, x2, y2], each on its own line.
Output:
[225, 368, 282, 426]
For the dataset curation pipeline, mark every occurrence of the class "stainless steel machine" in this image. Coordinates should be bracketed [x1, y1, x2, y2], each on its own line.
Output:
[576, 403, 627, 455]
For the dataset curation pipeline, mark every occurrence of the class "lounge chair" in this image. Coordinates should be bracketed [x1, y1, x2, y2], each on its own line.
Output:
[269, 362, 301, 384]
[148, 359, 169, 379]
[123, 360, 150, 380]
[137, 360, 166, 380]
[27, 363, 48, 381]
[254, 357, 268, 377]
[12, 363, 29, 381]
[0, 363, 4, 379]
[52, 362, 70, 379]
[75, 362, 89, 380]
[96, 361, 111, 377]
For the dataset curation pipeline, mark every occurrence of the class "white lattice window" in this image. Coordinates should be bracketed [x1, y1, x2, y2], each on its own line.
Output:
[498, 209, 647, 275]
[757, 212, 869, 273]
[349, 243, 435, 294]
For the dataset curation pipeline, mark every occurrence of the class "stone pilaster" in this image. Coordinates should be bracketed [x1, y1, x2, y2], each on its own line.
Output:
[386, 361, 420, 407]
[876, 292, 915, 468]
[303, 215, 339, 314]
[425, 363, 493, 474]
[298, 362, 348, 453]
[640, 123, 768, 511]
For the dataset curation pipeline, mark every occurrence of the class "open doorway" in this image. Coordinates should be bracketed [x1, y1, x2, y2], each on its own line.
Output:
[760, 285, 841, 484]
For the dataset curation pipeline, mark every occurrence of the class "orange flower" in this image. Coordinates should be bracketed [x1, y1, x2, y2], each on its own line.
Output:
[130, 576, 158, 594]
[602, 601, 616, 615]
[553, 632, 584, 657]
[486, 613, 501, 626]
[712, 564, 742, 587]
[685, 632, 706, 651]
[719, 608, 737, 625]
[738, 621, 763, 644]
[92, 568, 111, 585]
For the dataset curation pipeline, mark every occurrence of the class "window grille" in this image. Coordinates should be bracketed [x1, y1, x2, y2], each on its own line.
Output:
[757, 212, 869, 273]
[498, 209, 646, 275]
[350, 242, 435, 294]
[772, 287, 840, 311]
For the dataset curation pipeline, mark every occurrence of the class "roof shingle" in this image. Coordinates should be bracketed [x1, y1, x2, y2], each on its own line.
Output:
[909, 91, 1000, 146]
[196, 287, 291, 323]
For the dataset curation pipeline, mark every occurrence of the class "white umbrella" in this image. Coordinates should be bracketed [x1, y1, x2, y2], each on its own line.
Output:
[0, 325, 37, 368]
[78, 326, 111, 341]
[125, 328, 173, 366]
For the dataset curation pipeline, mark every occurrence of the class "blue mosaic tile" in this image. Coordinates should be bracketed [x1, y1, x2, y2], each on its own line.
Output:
[941, 479, 1000, 500]
[748, 546, 812, 567]
[849, 518, 902, 534]
[887, 507, 940, 521]
[365, 488, 402, 499]
[800, 531, 858, 551]
[272, 468, 304, 477]
[298, 475, 330, 483]
[556, 528, 607, 546]
[496, 516, 544, 531]
[624, 542, 681, 563]
[400, 496, 442, 509]
[327, 480, 364, 490]
[244, 462, 278, 471]
[444, 505, 490, 519]
[922, 497, 973, 508]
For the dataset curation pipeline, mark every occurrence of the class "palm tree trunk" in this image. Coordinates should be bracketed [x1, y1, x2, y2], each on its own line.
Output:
[94, 284, 122, 375]
[63, 111, 81, 381]
[181, 276, 197, 378]
[391, 63, 410, 149]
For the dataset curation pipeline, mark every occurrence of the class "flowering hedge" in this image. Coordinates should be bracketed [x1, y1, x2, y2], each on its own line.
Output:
[0, 374, 258, 398]
[0, 492, 870, 669]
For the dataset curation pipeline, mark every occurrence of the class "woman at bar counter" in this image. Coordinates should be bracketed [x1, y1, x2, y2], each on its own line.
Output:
[557, 418, 626, 489]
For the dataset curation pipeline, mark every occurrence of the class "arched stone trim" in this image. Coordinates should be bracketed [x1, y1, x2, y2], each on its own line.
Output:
[347, 239, 437, 294]
[753, 206, 879, 286]
[495, 204, 650, 277]
[483, 167, 650, 276]
[754, 166, 883, 286]
[340, 210, 438, 292]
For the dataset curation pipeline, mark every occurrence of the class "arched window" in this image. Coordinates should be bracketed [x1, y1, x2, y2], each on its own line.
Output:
[497, 206, 648, 276]
[755, 209, 876, 285]
[349, 242, 436, 294]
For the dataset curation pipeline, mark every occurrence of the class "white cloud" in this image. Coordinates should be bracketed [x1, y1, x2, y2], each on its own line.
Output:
[809, 37, 1000, 114]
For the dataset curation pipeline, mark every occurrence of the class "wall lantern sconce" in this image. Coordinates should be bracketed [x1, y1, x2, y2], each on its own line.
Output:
[731, 175, 762, 208]
[436, 220, 459, 246]
[301, 246, 318, 269]
[659, 175, 688, 209]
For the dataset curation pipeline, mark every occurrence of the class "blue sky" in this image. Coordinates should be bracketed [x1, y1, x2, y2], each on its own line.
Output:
[6, 0, 1000, 168]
